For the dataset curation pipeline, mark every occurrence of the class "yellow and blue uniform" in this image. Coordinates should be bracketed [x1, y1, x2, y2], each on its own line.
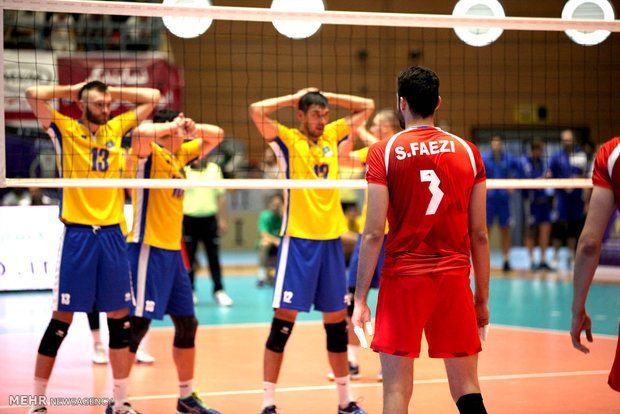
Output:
[48, 110, 135, 312]
[127, 140, 201, 319]
[268, 119, 351, 312]
[347, 147, 387, 289]
[48, 110, 135, 226]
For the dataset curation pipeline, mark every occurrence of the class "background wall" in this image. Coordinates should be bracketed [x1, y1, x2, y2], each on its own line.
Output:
[165, 0, 620, 165]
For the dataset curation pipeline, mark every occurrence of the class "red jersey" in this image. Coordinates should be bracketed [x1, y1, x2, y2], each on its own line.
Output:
[366, 126, 486, 276]
[592, 137, 620, 209]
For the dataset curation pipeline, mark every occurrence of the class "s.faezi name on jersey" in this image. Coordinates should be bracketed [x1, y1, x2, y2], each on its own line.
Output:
[395, 140, 456, 160]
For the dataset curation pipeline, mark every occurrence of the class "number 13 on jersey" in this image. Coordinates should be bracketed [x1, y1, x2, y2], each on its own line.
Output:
[420, 169, 443, 215]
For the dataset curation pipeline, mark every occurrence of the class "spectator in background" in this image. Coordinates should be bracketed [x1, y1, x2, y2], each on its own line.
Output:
[482, 135, 521, 271]
[549, 129, 588, 268]
[261, 147, 281, 179]
[4, 10, 46, 49]
[183, 157, 233, 307]
[521, 139, 554, 271]
[48, 13, 77, 51]
[256, 193, 284, 287]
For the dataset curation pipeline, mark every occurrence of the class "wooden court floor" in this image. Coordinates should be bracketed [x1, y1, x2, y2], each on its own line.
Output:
[1, 322, 619, 413]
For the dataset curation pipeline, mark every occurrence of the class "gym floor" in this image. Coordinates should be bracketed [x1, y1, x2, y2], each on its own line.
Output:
[0, 248, 619, 413]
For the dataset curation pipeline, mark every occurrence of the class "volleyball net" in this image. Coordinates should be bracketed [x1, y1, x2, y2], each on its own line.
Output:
[1, 0, 619, 192]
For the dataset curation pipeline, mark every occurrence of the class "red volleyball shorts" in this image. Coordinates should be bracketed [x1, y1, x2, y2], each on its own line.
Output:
[371, 267, 482, 358]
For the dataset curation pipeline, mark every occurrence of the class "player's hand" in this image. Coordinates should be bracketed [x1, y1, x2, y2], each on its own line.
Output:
[71, 81, 88, 101]
[293, 87, 319, 106]
[570, 310, 593, 354]
[475, 300, 490, 341]
[351, 299, 373, 348]
[184, 118, 197, 137]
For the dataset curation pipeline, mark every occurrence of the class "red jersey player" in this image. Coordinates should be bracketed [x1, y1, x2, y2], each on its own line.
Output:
[571, 136, 620, 392]
[352, 66, 490, 414]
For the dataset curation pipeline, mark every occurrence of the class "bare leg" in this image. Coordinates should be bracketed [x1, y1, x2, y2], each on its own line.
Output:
[500, 226, 511, 263]
[107, 308, 131, 380]
[444, 354, 481, 402]
[173, 346, 195, 381]
[263, 308, 298, 383]
[324, 309, 349, 378]
[34, 310, 73, 379]
[380, 352, 413, 414]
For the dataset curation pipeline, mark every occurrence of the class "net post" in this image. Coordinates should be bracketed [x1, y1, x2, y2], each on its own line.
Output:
[0, 7, 6, 188]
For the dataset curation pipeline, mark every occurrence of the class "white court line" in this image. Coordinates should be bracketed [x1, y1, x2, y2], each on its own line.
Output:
[0, 369, 609, 409]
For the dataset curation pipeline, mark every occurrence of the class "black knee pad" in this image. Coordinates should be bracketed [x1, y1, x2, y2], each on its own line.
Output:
[456, 393, 487, 414]
[38, 319, 70, 357]
[171, 315, 198, 349]
[346, 287, 356, 317]
[265, 318, 294, 353]
[324, 320, 348, 353]
[107, 316, 130, 349]
[129, 316, 152, 353]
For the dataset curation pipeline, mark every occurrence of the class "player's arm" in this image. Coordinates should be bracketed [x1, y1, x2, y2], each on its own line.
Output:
[217, 192, 227, 235]
[468, 181, 490, 330]
[184, 117, 224, 158]
[570, 185, 616, 353]
[131, 114, 185, 158]
[24, 82, 85, 129]
[352, 182, 388, 328]
[107, 85, 161, 124]
[322, 92, 375, 137]
[249, 88, 316, 142]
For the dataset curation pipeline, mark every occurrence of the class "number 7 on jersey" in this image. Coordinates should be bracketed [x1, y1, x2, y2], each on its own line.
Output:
[420, 169, 443, 215]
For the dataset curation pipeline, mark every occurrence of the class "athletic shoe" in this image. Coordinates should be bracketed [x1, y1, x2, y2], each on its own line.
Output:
[177, 392, 220, 413]
[327, 362, 360, 381]
[135, 346, 155, 364]
[93, 343, 108, 364]
[192, 291, 199, 305]
[260, 405, 277, 414]
[28, 407, 47, 413]
[338, 401, 367, 414]
[104, 401, 140, 414]
[539, 262, 555, 271]
[502, 261, 512, 272]
[213, 290, 233, 306]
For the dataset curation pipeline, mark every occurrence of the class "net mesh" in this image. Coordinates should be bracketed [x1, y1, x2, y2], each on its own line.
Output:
[2, 0, 620, 191]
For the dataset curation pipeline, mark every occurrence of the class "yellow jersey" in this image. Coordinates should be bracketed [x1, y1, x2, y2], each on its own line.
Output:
[269, 119, 349, 240]
[355, 147, 389, 235]
[48, 110, 136, 226]
[127, 140, 201, 250]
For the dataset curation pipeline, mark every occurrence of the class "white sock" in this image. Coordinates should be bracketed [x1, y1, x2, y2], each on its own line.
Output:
[91, 329, 102, 347]
[113, 377, 129, 407]
[179, 379, 193, 398]
[33, 377, 48, 408]
[262, 381, 276, 409]
[347, 345, 360, 366]
[334, 376, 352, 408]
[258, 267, 268, 282]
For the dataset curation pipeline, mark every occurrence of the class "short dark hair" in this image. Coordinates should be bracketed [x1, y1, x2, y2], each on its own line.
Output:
[153, 108, 180, 123]
[397, 66, 439, 119]
[298, 91, 328, 112]
[78, 81, 108, 100]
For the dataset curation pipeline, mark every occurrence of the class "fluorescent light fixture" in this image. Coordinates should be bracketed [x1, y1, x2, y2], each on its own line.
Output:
[271, 0, 325, 39]
[562, 0, 615, 46]
[162, 0, 213, 39]
[453, 0, 505, 47]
